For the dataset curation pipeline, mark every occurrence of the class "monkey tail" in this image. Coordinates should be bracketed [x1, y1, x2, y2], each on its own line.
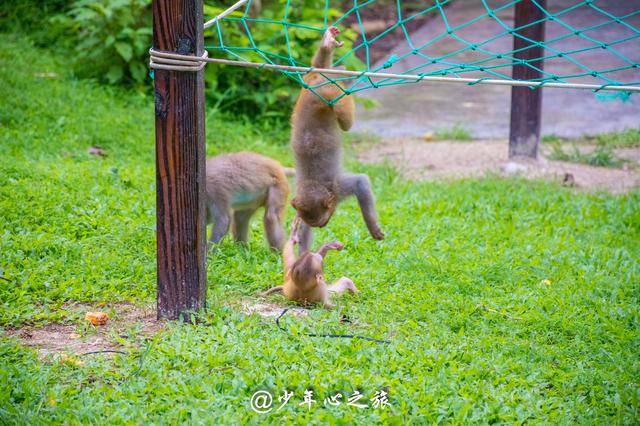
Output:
[283, 167, 296, 177]
[260, 286, 284, 297]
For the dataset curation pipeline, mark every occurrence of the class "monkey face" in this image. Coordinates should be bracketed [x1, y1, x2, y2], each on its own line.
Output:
[300, 207, 334, 228]
[291, 189, 337, 228]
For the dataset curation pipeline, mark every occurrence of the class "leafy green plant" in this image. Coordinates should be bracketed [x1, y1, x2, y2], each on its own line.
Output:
[52, 0, 152, 85]
[0, 0, 68, 35]
[204, 1, 363, 117]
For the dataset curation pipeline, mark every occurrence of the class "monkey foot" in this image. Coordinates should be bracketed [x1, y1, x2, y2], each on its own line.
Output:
[370, 227, 385, 240]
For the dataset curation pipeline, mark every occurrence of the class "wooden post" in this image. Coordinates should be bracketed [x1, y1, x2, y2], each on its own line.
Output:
[153, 0, 207, 320]
[509, 0, 546, 159]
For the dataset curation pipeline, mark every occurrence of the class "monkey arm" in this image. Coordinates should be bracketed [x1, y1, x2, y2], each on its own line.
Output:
[263, 185, 287, 250]
[283, 239, 298, 273]
[312, 26, 341, 68]
[311, 46, 334, 68]
[333, 95, 355, 131]
[297, 220, 314, 254]
[339, 173, 385, 240]
[317, 241, 344, 258]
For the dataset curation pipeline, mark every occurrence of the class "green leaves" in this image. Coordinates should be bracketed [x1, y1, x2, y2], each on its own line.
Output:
[114, 42, 133, 62]
[52, 0, 152, 85]
[204, 0, 363, 118]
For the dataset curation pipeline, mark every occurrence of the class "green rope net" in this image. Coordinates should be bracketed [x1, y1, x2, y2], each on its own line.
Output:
[204, 0, 640, 105]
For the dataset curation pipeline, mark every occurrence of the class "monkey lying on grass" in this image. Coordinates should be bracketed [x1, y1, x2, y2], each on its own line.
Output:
[206, 152, 293, 250]
[290, 26, 384, 252]
[261, 217, 358, 308]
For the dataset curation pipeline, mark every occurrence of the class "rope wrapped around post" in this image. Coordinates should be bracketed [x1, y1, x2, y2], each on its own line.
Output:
[149, 49, 209, 72]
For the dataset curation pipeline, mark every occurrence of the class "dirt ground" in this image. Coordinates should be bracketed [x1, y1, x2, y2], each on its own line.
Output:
[2, 299, 310, 358]
[358, 138, 640, 193]
[240, 300, 308, 318]
[3, 302, 159, 359]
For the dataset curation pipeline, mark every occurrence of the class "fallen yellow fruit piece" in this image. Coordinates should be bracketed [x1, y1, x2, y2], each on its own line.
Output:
[60, 354, 85, 367]
[85, 311, 108, 326]
[540, 279, 552, 286]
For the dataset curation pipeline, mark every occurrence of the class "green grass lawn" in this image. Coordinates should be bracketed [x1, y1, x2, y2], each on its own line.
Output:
[1, 34, 640, 424]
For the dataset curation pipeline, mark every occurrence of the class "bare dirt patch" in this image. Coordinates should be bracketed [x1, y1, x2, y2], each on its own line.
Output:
[358, 138, 640, 193]
[3, 302, 160, 358]
[240, 299, 309, 318]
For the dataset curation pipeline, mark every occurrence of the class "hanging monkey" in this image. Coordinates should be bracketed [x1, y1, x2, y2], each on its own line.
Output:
[290, 26, 384, 252]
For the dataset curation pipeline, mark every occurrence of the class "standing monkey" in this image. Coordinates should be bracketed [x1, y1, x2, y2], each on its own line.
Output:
[291, 26, 384, 252]
[205, 151, 292, 250]
[261, 218, 358, 308]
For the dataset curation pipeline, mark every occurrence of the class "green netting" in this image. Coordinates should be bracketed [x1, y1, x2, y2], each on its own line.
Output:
[204, 0, 640, 105]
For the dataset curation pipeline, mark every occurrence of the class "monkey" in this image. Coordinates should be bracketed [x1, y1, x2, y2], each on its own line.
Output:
[249, 0, 261, 17]
[290, 26, 384, 252]
[261, 217, 358, 308]
[205, 151, 293, 251]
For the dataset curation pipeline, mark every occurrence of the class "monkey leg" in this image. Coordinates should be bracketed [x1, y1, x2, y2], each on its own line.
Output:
[208, 201, 231, 247]
[297, 220, 314, 254]
[338, 173, 384, 240]
[263, 185, 287, 250]
[323, 277, 358, 309]
[328, 277, 358, 295]
[233, 209, 255, 243]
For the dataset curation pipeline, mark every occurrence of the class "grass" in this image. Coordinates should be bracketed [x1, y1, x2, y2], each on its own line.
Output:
[543, 128, 640, 169]
[543, 129, 640, 149]
[543, 129, 640, 168]
[434, 123, 473, 141]
[548, 144, 625, 168]
[595, 128, 640, 148]
[1, 34, 640, 424]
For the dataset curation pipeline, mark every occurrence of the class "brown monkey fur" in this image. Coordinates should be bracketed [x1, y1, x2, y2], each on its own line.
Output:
[290, 26, 384, 251]
[205, 151, 292, 250]
[261, 217, 358, 308]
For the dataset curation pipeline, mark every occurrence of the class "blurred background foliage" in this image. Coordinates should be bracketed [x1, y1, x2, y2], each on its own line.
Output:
[0, 0, 361, 119]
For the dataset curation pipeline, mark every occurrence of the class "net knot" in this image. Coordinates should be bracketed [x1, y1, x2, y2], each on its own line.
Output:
[382, 54, 400, 69]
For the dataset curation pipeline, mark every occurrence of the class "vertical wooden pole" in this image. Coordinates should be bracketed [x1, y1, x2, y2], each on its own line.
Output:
[509, 0, 546, 159]
[153, 0, 207, 320]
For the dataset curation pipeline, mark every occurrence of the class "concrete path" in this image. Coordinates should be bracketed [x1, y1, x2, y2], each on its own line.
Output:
[354, 0, 640, 139]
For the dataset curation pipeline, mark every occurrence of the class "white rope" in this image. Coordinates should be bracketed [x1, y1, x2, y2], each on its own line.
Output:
[203, 0, 248, 29]
[148, 49, 640, 92]
[149, 49, 208, 72]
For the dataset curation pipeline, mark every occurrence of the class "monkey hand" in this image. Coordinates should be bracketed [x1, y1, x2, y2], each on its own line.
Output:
[322, 26, 343, 49]
[289, 216, 301, 244]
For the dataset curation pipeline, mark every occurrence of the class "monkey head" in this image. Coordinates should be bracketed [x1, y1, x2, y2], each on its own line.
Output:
[291, 251, 324, 289]
[291, 184, 337, 228]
